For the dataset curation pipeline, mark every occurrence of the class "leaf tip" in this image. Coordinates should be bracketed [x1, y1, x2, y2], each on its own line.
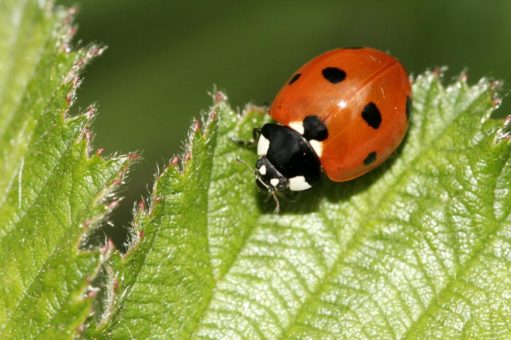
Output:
[113, 276, 120, 293]
[100, 239, 115, 259]
[96, 147, 105, 156]
[213, 90, 228, 104]
[488, 79, 504, 108]
[106, 199, 121, 211]
[63, 44, 106, 106]
[85, 286, 101, 299]
[183, 151, 192, 163]
[169, 155, 181, 167]
[56, 5, 79, 53]
[127, 152, 141, 162]
[137, 199, 146, 212]
[192, 118, 202, 134]
[458, 68, 469, 82]
[81, 219, 93, 230]
[496, 114, 511, 143]
[241, 103, 268, 117]
[431, 65, 448, 78]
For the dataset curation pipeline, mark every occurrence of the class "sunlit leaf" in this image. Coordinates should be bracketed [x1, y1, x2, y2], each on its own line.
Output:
[96, 72, 511, 339]
[0, 1, 133, 337]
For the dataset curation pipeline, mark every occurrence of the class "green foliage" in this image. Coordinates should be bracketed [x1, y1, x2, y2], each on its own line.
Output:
[95, 73, 511, 339]
[2, 1, 511, 338]
[0, 1, 132, 337]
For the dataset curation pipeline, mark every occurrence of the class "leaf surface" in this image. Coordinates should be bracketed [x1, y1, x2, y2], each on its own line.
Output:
[99, 74, 511, 339]
[0, 1, 132, 337]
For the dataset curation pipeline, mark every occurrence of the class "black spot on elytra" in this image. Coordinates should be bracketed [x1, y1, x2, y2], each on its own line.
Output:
[363, 152, 377, 165]
[288, 73, 301, 85]
[322, 67, 346, 84]
[303, 115, 328, 141]
[361, 102, 381, 129]
[406, 96, 412, 120]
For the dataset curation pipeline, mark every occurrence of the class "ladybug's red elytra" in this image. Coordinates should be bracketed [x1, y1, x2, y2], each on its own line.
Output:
[253, 47, 411, 201]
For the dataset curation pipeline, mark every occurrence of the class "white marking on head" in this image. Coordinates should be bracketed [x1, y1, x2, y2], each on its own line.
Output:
[270, 178, 280, 187]
[257, 135, 270, 156]
[288, 121, 305, 135]
[289, 176, 312, 191]
[258, 165, 267, 175]
[309, 140, 323, 157]
[337, 99, 348, 110]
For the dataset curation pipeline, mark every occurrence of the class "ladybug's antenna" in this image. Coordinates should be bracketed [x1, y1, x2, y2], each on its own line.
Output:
[234, 157, 257, 175]
[234, 157, 281, 214]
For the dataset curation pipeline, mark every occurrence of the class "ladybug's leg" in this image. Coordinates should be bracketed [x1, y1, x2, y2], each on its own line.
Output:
[235, 156, 280, 213]
[269, 189, 280, 214]
[259, 184, 280, 214]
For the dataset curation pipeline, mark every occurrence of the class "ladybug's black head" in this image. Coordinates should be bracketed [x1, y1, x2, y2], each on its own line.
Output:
[254, 123, 322, 193]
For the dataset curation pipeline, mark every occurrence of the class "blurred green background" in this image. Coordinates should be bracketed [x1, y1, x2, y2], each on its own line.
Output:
[59, 0, 511, 247]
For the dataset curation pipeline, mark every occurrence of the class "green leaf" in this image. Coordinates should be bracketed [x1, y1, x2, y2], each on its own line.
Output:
[95, 72, 511, 338]
[0, 1, 133, 337]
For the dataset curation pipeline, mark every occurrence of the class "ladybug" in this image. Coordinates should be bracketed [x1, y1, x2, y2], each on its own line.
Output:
[253, 47, 411, 208]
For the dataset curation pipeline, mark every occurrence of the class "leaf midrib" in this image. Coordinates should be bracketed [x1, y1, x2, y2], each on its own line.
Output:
[1, 127, 86, 334]
[0, 11, 62, 207]
[0, 116, 80, 239]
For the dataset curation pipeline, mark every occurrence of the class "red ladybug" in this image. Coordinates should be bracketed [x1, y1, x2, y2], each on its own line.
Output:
[253, 47, 411, 200]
